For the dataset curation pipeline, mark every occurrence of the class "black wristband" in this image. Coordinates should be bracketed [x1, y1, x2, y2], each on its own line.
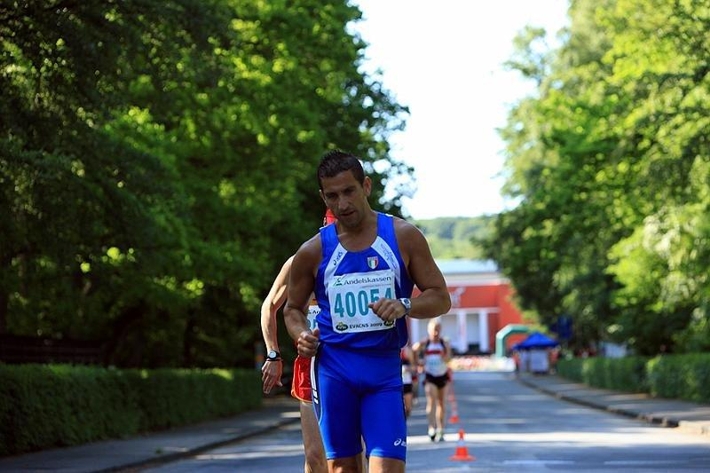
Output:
[266, 349, 281, 361]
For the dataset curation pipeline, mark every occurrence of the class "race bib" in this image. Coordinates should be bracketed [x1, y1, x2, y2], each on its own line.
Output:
[425, 356, 448, 377]
[328, 269, 396, 334]
[306, 301, 320, 331]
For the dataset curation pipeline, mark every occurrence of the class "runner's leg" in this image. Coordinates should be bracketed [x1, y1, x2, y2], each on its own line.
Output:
[425, 380, 437, 440]
[300, 401, 327, 473]
[435, 382, 447, 441]
[402, 384, 413, 417]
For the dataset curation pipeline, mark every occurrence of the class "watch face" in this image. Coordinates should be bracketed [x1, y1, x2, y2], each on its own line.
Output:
[267, 350, 279, 360]
[401, 298, 411, 311]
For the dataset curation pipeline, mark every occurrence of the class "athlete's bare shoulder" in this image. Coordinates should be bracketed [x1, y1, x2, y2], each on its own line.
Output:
[292, 231, 323, 276]
[391, 216, 429, 258]
[392, 214, 425, 237]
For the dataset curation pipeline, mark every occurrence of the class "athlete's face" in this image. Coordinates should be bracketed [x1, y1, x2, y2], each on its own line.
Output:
[320, 170, 371, 227]
[428, 323, 441, 339]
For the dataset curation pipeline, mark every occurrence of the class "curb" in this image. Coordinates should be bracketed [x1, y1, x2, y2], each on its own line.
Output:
[105, 401, 301, 472]
[517, 377, 710, 437]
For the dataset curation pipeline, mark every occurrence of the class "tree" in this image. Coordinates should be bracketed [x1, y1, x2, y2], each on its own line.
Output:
[0, 0, 412, 367]
[484, 0, 709, 354]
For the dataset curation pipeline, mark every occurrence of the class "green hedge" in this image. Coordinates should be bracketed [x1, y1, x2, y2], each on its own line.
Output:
[0, 364, 261, 457]
[646, 354, 710, 402]
[557, 353, 710, 403]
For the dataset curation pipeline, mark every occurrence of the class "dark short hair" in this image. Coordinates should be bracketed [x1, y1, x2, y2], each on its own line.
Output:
[317, 149, 365, 189]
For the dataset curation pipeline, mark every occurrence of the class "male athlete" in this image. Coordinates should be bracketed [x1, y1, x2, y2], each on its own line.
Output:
[284, 150, 451, 473]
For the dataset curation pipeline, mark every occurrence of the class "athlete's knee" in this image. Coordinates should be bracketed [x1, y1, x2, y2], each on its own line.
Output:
[331, 455, 361, 473]
[303, 447, 327, 473]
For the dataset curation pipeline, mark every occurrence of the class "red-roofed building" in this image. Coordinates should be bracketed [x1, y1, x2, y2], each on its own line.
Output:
[409, 260, 527, 355]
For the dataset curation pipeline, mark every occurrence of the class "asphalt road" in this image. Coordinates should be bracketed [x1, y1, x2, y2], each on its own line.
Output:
[139, 371, 710, 472]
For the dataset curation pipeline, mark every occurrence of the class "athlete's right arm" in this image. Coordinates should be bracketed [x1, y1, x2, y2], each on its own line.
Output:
[394, 219, 452, 319]
[284, 236, 320, 358]
[259, 256, 293, 394]
[411, 346, 419, 366]
[406, 346, 417, 374]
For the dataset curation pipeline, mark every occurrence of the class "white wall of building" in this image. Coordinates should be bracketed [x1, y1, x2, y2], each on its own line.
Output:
[409, 309, 495, 355]
[406, 260, 507, 354]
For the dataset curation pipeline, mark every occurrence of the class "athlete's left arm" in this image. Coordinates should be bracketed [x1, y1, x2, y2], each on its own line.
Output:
[443, 339, 453, 363]
[397, 220, 451, 319]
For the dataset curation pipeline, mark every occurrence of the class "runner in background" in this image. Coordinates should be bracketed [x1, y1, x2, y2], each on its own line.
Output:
[413, 318, 452, 442]
[400, 344, 418, 418]
[260, 211, 338, 473]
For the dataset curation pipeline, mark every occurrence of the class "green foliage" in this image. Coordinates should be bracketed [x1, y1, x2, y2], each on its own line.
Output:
[415, 216, 493, 259]
[557, 353, 710, 403]
[581, 356, 648, 392]
[0, 364, 141, 455]
[555, 356, 584, 382]
[557, 356, 648, 392]
[134, 367, 261, 430]
[0, 1, 410, 367]
[0, 364, 261, 457]
[483, 0, 710, 355]
[673, 309, 710, 353]
[647, 354, 710, 402]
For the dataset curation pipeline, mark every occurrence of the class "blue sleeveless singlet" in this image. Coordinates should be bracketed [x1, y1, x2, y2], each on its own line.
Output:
[314, 212, 413, 351]
[310, 212, 412, 461]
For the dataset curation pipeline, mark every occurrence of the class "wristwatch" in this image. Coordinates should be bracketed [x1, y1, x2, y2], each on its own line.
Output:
[398, 298, 411, 317]
[266, 349, 281, 362]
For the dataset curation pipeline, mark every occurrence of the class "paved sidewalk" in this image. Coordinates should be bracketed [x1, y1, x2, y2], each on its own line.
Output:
[0, 396, 301, 473]
[517, 372, 710, 436]
[1, 373, 709, 472]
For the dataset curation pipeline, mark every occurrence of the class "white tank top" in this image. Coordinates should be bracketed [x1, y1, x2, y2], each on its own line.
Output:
[423, 340, 448, 377]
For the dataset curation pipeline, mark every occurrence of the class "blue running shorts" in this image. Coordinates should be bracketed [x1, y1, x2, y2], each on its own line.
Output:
[311, 344, 407, 461]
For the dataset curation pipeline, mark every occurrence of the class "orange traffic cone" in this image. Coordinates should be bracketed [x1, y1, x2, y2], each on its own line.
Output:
[449, 428, 475, 462]
[448, 398, 460, 424]
[447, 382, 459, 424]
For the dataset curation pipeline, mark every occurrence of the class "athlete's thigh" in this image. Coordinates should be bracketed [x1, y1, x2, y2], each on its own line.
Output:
[436, 385, 447, 405]
[361, 385, 407, 461]
[314, 349, 362, 459]
[424, 380, 437, 399]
